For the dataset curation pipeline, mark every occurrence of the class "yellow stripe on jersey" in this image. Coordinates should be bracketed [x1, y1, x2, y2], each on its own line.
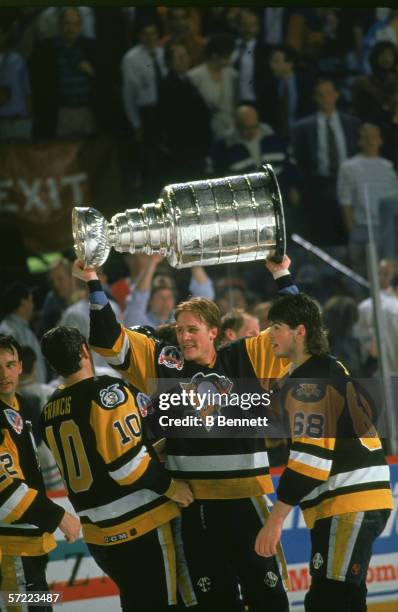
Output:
[245, 329, 290, 384]
[287, 460, 330, 481]
[93, 328, 156, 393]
[0, 532, 56, 556]
[2, 487, 37, 524]
[293, 436, 336, 451]
[82, 500, 179, 545]
[188, 474, 274, 499]
[109, 451, 151, 486]
[303, 489, 394, 529]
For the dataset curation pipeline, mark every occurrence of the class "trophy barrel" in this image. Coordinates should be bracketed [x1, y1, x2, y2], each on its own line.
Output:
[161, 164, 285, 268]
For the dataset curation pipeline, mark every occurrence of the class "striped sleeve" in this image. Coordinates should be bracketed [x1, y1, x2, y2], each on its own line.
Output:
[276, 383, 342, 506]
[90, 386, 174, 496]
[0, 431, 64, 531]
[88, 280, 156, 392]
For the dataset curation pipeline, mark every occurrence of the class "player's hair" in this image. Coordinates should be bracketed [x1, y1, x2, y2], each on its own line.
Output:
[41, 326, 88, 377]
[0, 334, 22, 361]
[220, 308, 246, 338]
[175, 297, 221, 330]
[268, 294, 329, 355]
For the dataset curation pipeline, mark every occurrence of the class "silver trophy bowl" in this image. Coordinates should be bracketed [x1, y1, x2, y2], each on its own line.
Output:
[72, 165, 286, 269]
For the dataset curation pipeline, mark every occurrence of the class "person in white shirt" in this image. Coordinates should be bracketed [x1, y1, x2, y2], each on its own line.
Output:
[188, 33, 237, 141]
[0, 282, 47, 383]
[338, 123, 398, 277]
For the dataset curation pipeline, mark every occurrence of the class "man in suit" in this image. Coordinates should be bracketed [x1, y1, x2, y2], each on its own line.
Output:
[230, 9, 270, 110]
[292, 77, 361, 246]
[159, 42, 211, 183]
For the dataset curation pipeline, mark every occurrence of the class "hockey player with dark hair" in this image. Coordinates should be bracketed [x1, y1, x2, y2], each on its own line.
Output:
[73, 255, 298, 612]
[255, 293, 393, 612]
[0, 334, 80, 607]
[40, 326, 194, 612]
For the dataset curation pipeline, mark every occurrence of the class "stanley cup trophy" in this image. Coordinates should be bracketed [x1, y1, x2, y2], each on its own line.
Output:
[72, 164, 286, 269]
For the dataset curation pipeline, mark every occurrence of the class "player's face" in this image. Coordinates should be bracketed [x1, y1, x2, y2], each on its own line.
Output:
[176, 312, 218, 365]
[0, 348, 22, 402]
[269, 322, 296, 358]
[238, 315, 260, 338]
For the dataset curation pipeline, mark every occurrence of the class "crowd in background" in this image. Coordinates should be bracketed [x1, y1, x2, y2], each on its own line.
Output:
[1, 7, 398, 438]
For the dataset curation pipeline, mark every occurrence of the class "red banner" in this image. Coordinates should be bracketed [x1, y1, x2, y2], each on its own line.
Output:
[0, 137, 125, 253]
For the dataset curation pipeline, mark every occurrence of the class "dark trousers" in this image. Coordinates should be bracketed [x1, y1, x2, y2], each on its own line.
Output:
[0, 554, 51, 612]
[175, 498, 289, 612]
[88, 523, 178, 612]
[305, 509, 390, 612]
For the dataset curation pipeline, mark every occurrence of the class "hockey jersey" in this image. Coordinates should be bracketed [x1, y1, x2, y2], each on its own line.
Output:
[274, 355, 393, 528]
[41, 376, 179, 546]
[88, 275, 298, 499]
[0, 395, 64, 556]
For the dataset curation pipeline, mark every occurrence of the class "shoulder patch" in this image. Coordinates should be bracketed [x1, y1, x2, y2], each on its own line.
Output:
[4, 408, 24, 434]
[158, 345, 184, 370]
[292, 383, 325, 402]
[136, 392, 153, 418]
[99, 383, 127, 409]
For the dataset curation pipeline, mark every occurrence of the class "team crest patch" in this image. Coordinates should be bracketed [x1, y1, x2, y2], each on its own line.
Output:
[99, 384, 126, 408]
[312, 552, 324, 569]
[136, 392, 153, 418]
[264, 571, 279, 588]
[158, 346, 184, 370]
[294, 383, 323, 401]
[4, 408, 23, 434]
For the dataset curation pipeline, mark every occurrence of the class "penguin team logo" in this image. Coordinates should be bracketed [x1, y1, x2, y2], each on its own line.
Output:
[312, 552, 324, 570]
[136, 392, 153, 418]
[99, 384, 126, 408]
[264, 571, 279, 588]
[158, 346, 184, 370]
[4, 409, 23, 434]
[180, 372, 233, 429]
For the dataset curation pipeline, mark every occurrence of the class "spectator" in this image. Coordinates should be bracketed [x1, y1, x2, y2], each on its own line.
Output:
[18, 345, 54, 407]
[219, 308, 260, 346]
[124, 254, 214, 328]
[260, 8, 290, 47]
[337, 123, 398, 276]
[39, 258, 76, 337]
[253, 301, 272, 330]
[216, 285, 250, 316]
[0, 19, 32, 141]
[31, 6, 96, 139]
[367, 273, 398, 376]
[159, 7, 206, 68]
[351, 41, 398, 127]
[230, 9, 270, 109]
[159, 42, 211, 182]
[121, 18, 165, 197]
[357, 258, 397, 360]
[188, 33, 237, 141]
[323, 295, 363, 376]
[259, 44, 311, 138]
[35, 6, 95, 41]
[292, 77, 361, 246]
[0, 282, 46, 383]
[362, 9, 398, 72]
[211, 105, 300, 208]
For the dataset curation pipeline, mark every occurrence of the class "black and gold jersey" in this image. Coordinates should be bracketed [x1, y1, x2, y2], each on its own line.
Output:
[274, 355, 393, 528]
[0, 395, 64, 556]
[40, 376, 179, 546]
[88, 276, 297, 500]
